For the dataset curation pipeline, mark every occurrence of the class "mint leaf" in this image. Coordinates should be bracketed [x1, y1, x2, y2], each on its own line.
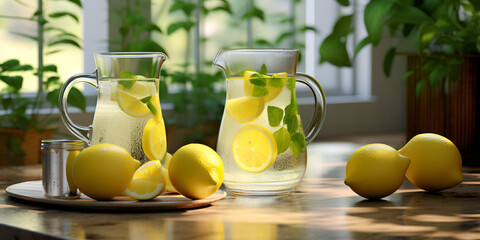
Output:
[274, 127, 290, 154]
[146, 101, 158, 116]
[267, 106, 284, 127]
[140, 96, 152, 103]
[268, 78, 285, 88]
[120, 70, 136, 79]
[119, 80, 135, 89]
[260, 64, 267, 75]
[252, 86, 268, 97]
[238, 68, 256, 77]
[287, 77, 295, 91]
[290, 133, 306, 158]
[250, 77, 267, 87]
[284, 104, 298, 134]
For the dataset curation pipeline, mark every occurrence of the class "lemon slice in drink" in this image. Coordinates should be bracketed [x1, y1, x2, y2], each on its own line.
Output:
[124, 160, 166, 200]
[142, 117, 167, 161]
[117, 81, 152, 118]
[232, 124, 277, 173]
[225, 96, 265, 123]
[244, 71, 287, 102]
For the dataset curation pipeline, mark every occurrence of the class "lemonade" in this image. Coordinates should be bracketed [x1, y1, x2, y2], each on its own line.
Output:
[90, 74, 167, 163]
[216, 68, 307, 195]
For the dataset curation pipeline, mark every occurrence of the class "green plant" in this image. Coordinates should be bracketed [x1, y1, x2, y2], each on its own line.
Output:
[319, 0, 480, 96]
[0, 0, 85, 160]
[0, 0, 86, 129]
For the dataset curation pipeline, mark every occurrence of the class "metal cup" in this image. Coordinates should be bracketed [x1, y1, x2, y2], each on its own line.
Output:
[41, 139, 84, 199]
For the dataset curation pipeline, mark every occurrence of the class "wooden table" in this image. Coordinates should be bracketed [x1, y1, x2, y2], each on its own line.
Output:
[0, 142, 479, 239]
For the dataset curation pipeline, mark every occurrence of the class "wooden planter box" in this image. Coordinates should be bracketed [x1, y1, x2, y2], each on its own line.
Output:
[0, 128, 54, 165]
[406, 55, 480, 163]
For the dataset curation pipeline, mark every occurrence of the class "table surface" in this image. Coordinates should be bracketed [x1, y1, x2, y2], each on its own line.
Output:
[1, 142, 479, 240]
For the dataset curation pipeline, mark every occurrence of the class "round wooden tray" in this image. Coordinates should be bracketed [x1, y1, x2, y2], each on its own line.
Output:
[6, 181, 226, 211]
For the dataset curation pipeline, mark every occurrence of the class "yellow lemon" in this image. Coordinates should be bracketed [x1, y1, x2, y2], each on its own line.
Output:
[116, 81, 152, 118]
[244, 71, 286, 102]
[162, 153, 177, 193]
[142, 117, 167, 161]
[225, 96, 265, 123]
[169, 144, 224, 199]
[232, 124, 277, 173]
[345, 144, 410, 199]
[66, 150, 80, 194]
[399, 133, 463, 192]
[72, 144, 140, 200]
[124, 160, 166, 200]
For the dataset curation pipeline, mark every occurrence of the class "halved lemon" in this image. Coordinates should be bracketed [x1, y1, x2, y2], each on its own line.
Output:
[232, 124, 277, 173]
[124, 160, 166, 200]
[225, 96, 265, 123]
[142, 117, 167, 161]
[244, 72, 287, 102]
[117, 82, 152, 118]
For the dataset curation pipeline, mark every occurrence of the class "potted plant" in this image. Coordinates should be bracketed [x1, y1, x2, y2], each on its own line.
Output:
[0, 0, 85, 165]
[320, 0, 480, 161]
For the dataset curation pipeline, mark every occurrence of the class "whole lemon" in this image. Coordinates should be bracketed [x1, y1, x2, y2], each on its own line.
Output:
[345, 144, 410, 199]
[399, 133, 463, 192]
[72, 144, 141, 200]
[169, 144, 224, 199]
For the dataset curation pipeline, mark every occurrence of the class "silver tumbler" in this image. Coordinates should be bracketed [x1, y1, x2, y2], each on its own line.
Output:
[41, 139, 84, 199]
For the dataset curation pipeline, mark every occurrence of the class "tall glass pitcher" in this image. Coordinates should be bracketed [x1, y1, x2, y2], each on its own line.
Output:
[213, 49, 326, 195]
[59, 52, 168, 164]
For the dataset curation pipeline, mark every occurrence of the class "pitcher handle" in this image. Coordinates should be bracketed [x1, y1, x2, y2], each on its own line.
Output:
[58, 71, 98, 144]
[296, 73, 326, 145]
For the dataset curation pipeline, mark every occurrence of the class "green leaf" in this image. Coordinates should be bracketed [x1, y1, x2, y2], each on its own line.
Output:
[287, 77, 295, 91]
[133, 23, 162, 37]
[417, 22, 436, 53]
[147, 101, 158, 116]
[169, 1, 197, 16]
[319, 35, 351, 66]
[267, 106, 284, 127]
[242, 6, 264, 21]
[0, 76, 23, 89]
[120, 70, 136, 79]
[12, 32, 39, 41]
[167, 21, 195, 35]
[284, 104, 298, 135]
[38, 65, 57, 73]
[0, 59, 20, 71]
[68, 87, 86, 111]
[276, 32, 294, 44]
[364, 0, 395, 45]
[401, 71, 414, 82]
[383, 47, 396, 77]
[290, 133, 307, 158]
[415, 79, 425, 98]
[428, 65, 450, 86]
[141, 96, 152, 103]
[250, 76, 267, 86]
[268, 78, 285, 88]
[238, 68, 256, 77]
[332, 14, 353, 38]
[252, 86, 268, 97]
[299, 26, 317, 33]
[260, 64, 268, 75]
[274, 127, 291, 154]
[67, 0, 82, 7]
[49, 12, 79, 23]
[336, 0, 350, 6]
[387, 5, 431, 25]
[48, 39, 81, 48]
[353, 37, 371, 58]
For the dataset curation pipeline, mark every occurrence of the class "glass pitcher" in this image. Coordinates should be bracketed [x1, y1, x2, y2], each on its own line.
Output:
[59, 52, 168, 164]
[212, 49, 326, 195]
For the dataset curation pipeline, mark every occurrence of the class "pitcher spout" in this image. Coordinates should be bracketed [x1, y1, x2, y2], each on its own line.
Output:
[212, 49, 228, 72]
